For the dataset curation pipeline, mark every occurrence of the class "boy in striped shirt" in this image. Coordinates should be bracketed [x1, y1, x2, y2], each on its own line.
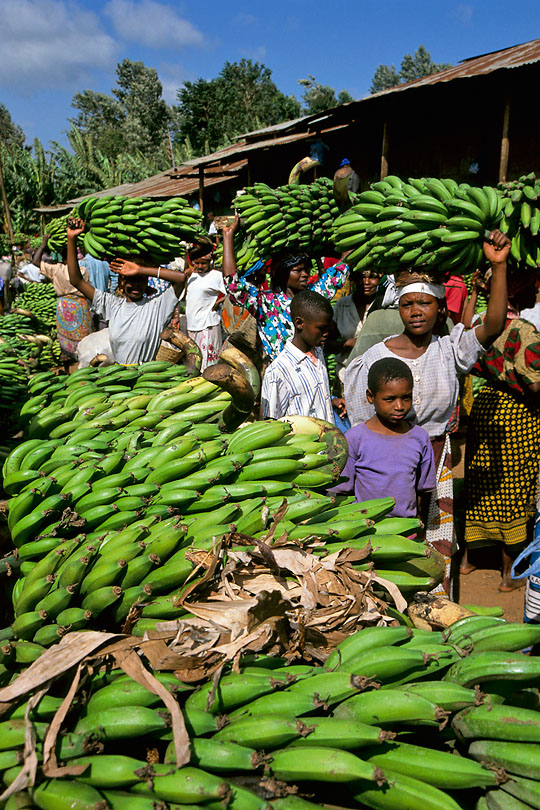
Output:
[261, 290, 345, 424]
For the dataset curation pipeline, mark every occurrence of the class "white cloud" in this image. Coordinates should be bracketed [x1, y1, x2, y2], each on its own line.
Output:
[0, 0, 116, 91]
[104, 0, 204, 49]
[452, 4, 474, 24]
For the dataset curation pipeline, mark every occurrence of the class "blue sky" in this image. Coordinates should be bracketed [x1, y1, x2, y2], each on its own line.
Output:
[1, 0, 539, 148]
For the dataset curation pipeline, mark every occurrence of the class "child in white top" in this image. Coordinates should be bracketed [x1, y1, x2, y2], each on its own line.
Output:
[184, 240, 225, 370]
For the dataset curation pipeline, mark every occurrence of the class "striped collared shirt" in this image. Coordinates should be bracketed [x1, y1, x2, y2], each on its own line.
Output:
[261, 340, 335, 424]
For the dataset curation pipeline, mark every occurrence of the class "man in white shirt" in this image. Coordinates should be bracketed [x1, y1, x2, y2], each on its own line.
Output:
[261, 290, 345, 424]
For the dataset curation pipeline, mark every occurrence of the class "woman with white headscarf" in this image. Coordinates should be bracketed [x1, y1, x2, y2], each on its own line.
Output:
[343, 230, 511, 596]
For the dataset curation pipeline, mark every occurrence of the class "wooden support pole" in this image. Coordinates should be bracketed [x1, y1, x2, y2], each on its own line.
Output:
[499, 95, 511, 183]
[380, 120, 389, 180]
[198, 166, 204, 213]
[0, 145, 14, 244]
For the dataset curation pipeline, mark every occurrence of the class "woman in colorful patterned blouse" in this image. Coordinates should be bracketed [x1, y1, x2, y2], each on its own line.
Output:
[462, 270, 540, 591]
[221, 217, 348, 361]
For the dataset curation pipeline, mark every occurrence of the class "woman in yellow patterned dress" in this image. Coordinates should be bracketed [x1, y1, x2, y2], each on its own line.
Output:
[463, 303, 540, 591]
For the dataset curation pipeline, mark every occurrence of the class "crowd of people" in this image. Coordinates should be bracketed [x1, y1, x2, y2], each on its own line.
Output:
[6, 201, 540, 603]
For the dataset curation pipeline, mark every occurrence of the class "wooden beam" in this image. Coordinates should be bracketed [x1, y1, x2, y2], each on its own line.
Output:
[380, 121, 389, 180]
[0, 145, 14, 244]
[498, 95, 511, 183]
[198, 166, 204, 213]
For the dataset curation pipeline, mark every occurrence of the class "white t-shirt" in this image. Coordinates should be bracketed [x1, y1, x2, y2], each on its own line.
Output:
[20, 263, 45, 282]
[91, 286, 179, 364]
[520, 303, 540, 332]
[185, 269, 225, 332]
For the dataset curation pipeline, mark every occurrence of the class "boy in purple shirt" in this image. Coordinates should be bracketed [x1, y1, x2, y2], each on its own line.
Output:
[333, 357, 436, 518]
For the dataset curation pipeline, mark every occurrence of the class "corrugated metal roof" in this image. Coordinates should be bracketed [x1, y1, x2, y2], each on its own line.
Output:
[177, 123, 348, 169]
[65, 158, 248, 204]
[369, 37, 540, 99]
[237, 115, 313, 140]
[42, 123, 347, 209]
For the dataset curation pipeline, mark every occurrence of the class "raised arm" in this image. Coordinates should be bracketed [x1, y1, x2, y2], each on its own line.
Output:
[109, 259, 188, 297]
[461, 271, 482, 329]
[66, 219, 95, 301]
[221, 215, 240, 278]
[475, 230, 510, 348]
[32, 233, 50, 268]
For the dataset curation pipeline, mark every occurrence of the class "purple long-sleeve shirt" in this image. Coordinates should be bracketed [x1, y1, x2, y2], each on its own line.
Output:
[331, 423, 436, 517]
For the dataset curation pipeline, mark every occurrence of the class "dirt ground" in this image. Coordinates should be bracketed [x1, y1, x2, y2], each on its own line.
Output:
[451, 435, 525, 624]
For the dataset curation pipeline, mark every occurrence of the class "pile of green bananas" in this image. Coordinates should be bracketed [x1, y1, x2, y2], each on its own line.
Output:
[73, 195, 204, 265]
[0, 314, 41, 363]
[231, 179, 342, 269]
[1, 357, 445, 648]
[0, 313, 35, 338]
[497, 172, 540, 267]
[332, 175, 504, 275]
[34, 336, 61, 370]
[0, 310, 58, 375]
[45, 216, 69, 254]
[13, 283, 57, 332]
[1, 617, 540, 810]
[0, 358, 27, 413]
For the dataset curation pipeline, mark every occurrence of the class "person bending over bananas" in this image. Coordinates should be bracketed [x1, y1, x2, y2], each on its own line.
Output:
[66, 218, 187, 364]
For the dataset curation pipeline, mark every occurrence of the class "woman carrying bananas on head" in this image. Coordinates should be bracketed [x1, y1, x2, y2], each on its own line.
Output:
[343, 231, 511, 597]
[221, 216, 349, 361]
[33, 232, 94, 369]
[66, 219, 188, 365]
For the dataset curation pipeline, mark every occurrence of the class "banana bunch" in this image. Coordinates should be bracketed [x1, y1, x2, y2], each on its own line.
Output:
[0, 358, 27, 413]
[73, 195, 203, 265]
[497, 172, 540, 268]
[332, 175, 503, 276]
[34, 336, 61, 370]
[0, 313, 55, 374]
[230, 178, 342, 269]
[464, 271, 488, 313]
[2, 617, 540, 810]
[13, 283, 56, 332]
[45, 216, 69, 254]
[0, 313, 35, 338]
[0, 314, 41, 363]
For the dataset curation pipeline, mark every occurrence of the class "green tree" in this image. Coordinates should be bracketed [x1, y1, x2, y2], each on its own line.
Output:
[113, 60, 170, 156]
[70, 90, 124, 158]
[174, 59, 301, 155]
[399, 45, 452, 84]
[370, 64, 401, 94]
[370, 46, 452, 94]
[0, 104, 25, 147]
[71, 59, 171, 159]
[1, 139, 56, 232]
[298, 75, 354, 114]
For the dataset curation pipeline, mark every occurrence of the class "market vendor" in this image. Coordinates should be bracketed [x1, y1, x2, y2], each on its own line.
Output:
[343, 230, 511, 597]
[66, 218, 187, 365]
[462, 267, 540, 591]
[221, 216, 349, 361]
[32, 232, 94, 367]
[333, 269, 385, 377]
